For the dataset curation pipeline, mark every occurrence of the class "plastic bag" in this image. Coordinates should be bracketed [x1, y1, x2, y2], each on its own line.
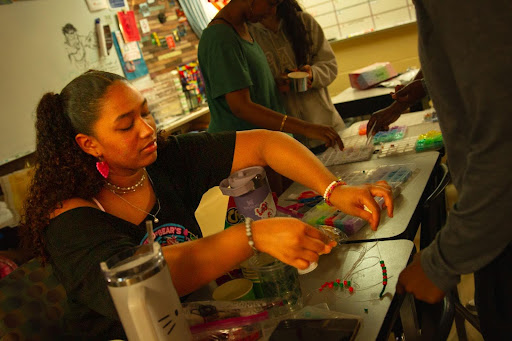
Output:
[182, 300, 282, 340]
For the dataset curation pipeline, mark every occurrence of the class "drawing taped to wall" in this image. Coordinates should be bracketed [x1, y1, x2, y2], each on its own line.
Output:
[62, 23, 96, 71]
[61, 22, 121, 75]
[0, 0, 126, 165]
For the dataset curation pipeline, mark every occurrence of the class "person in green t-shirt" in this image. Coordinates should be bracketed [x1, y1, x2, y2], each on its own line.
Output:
[198, 0, 343, 150]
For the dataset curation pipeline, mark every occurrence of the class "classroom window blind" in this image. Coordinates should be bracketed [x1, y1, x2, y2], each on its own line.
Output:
[301, 0, 416, 41]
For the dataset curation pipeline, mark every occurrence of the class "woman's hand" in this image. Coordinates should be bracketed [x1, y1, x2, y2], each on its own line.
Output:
[392, 79, 425, 104]
[366, 103, 405, 137]
[305, 122, 344, 150]
[329, 180, 394, 230]
[299, 65, 313, 88]
[367, 79, 427, 137]
[276, 72, 291, 93]
[251, 217, 336, 270]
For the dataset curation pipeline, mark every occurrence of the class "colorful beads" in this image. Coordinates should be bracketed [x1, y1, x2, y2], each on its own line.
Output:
[318, 279, 354, 294]
[379, 260, 388, 298]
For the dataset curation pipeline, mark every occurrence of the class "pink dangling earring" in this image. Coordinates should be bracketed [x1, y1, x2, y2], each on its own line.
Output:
[96, 159, 110, 179]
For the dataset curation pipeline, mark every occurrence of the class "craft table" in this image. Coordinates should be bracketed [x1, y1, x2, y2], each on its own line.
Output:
[332, 86, 395, 119]
[278, 109, 443, 242]
[278, 151, 440, 242]
[299, 239, 415, 341]
[339, 108, 439, 139]
[331, 69, 422, 119]
[188, 240, 416, 341]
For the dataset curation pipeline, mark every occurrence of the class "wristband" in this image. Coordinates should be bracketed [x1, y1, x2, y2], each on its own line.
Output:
[323, 180, 347, 206]
[244, 217, 258, 255]
[279, 115, 288, 132]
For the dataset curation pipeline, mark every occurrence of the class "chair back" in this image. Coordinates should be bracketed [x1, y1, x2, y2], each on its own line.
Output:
[0, 258, 68, 340]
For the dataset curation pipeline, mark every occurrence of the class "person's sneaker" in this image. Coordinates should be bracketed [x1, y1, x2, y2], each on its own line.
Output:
[465, 299, 478, 315]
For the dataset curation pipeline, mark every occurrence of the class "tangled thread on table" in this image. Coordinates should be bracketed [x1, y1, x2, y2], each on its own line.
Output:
[309, 241, 390, 302]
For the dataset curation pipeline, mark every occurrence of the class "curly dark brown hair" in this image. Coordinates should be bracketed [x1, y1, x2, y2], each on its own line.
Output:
[20, 70, 127, 262]
[277, 0, 313, 67]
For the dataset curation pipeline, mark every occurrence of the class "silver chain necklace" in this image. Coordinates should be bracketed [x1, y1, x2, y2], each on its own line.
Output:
[108, 171, 161, 224]
[105, 172, 146, 194]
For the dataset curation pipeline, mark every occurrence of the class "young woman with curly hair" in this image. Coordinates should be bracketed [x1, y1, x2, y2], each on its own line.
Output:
[249, 0, 345, 151]
[21, 70, 393, 339]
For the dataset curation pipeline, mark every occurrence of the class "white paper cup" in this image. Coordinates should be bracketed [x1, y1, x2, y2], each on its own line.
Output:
[288, 71, 309, 92]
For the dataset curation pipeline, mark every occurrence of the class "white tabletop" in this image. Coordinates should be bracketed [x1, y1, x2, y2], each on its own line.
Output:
[331, 86, 393, 104]
[331, 68, 420, 104]
[277, 110, 442, 241]
[189, 240, 415, 341]
[340, 109, 439, 139]
[300, 239, 414, 341]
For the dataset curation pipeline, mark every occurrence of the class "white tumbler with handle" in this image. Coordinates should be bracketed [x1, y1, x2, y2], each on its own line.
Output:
[100, 242, 191, 340]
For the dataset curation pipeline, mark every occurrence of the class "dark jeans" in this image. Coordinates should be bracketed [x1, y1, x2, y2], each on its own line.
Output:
[474, 243, 512, 340]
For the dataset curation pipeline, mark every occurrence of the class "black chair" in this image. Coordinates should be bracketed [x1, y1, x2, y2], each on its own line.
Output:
[452, 288, 481, 341]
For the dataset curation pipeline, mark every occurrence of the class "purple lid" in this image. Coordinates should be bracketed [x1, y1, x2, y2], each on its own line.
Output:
[219, 166, 267, 197]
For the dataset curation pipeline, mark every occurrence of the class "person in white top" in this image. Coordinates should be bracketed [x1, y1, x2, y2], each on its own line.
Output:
[249, 0, 345, 152]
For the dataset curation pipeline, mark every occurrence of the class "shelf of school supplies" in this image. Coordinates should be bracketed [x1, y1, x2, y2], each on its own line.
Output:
[159, 106, 210, 135]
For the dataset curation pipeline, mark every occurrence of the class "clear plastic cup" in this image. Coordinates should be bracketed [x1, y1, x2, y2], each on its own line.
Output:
[247, 253, 303, 314]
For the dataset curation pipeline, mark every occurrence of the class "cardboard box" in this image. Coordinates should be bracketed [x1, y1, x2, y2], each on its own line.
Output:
[349, 62, 398, 90]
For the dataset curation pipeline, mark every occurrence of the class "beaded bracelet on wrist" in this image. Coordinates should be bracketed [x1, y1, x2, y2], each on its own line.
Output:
[244, 217, 258, 255]
[323, 180, 347, 206]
